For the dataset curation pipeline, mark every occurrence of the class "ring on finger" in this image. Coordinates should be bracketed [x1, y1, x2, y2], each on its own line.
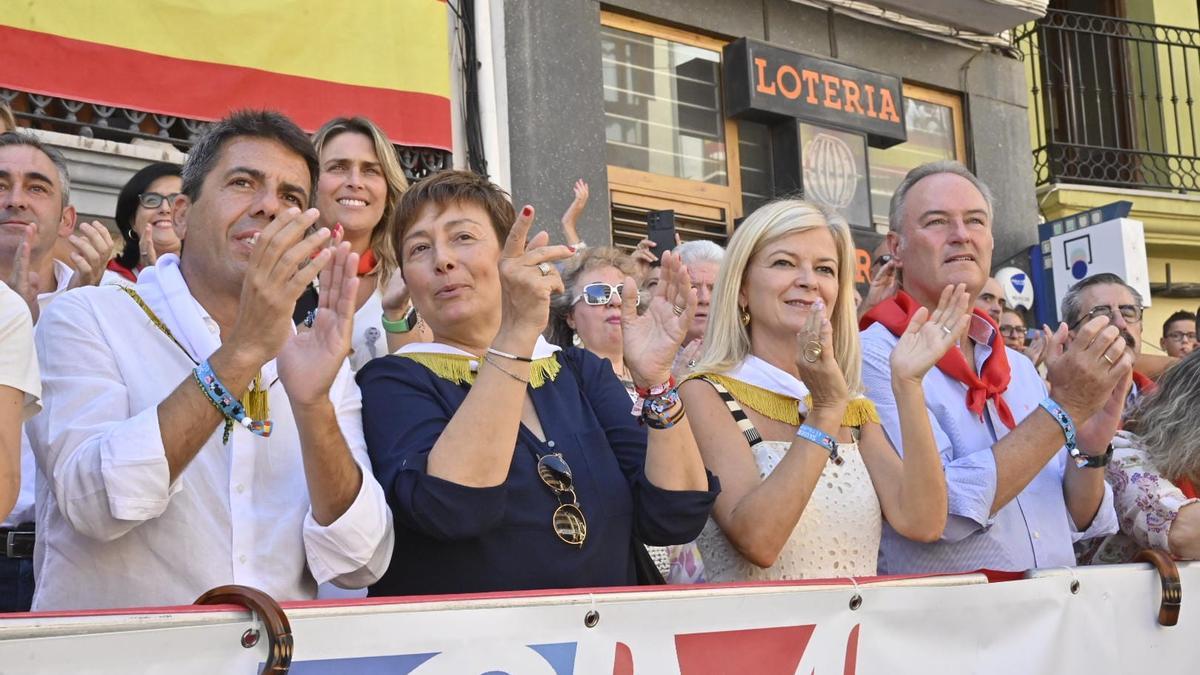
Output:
[1103, 354, 1115, 366]
[536, 262, 552, 277]
[803, 339, 823, 363]
[941, 325, 953, 336]
[672, 304, 686, 316]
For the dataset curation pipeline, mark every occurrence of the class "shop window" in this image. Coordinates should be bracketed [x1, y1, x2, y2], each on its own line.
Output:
[600, 12, 742, 248]
[868, 84, 966, 228]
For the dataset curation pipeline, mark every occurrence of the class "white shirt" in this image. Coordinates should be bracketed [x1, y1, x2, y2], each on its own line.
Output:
[7, 260, 74, 528]
[861, 316, 1117, 574]
[0, 281, 39, 420]
[349, 287, 389, 371]
[27, 269, 394, 610]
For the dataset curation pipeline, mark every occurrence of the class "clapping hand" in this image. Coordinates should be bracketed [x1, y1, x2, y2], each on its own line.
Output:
[560, 179, 589, 246]
[1044, 316, 1134, 422]
[857, 257, 898, 319]
[622, 250, 695, 388]
[497, 206, 574, 345]
[226, 207, 333, 369]
[890, 283, 971, 384]
[7, 224, 39, 322]
[794, 299, 849, 414]
[278, 241, 359, 407]
[65, 221, 114, 289]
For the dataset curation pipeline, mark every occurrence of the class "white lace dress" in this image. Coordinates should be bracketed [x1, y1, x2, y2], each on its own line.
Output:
[696, 439, 882, 581]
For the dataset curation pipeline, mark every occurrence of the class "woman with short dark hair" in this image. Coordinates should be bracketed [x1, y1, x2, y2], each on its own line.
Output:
[358, 170, 718, 595]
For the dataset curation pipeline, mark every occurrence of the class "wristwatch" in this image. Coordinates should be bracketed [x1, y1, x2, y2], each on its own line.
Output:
[1074, 443, 1114, 469]
[381, 305, 419, 334]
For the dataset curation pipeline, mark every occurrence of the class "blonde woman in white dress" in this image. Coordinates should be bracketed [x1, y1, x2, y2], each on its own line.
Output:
[680, 200, 967, 581]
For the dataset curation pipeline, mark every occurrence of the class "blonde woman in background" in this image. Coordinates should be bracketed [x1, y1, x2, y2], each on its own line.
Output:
[311, 116, 430, 370]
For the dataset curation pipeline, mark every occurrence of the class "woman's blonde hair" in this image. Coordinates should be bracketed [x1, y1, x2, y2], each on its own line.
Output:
[694, 199, 863, 395]
[312, 116, 409, 284]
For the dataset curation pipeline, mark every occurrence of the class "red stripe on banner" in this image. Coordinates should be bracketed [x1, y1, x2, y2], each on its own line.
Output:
[675, 625, 815, 674]
[0, 25, 452, 150]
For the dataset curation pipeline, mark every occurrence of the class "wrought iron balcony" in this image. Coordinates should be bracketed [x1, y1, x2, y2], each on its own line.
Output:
[1, 89, 451, 184]
[1015, 10, 1200, 193]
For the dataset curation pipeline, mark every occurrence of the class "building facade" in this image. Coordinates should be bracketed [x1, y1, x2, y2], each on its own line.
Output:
[498, 0, 1044, 289]
[1017, 0, 1200, 352]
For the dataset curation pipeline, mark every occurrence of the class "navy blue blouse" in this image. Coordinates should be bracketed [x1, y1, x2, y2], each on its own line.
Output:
[358, 347, 718, 596]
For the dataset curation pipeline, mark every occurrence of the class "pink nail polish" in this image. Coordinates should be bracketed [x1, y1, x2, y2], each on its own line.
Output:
[567, 245, 577, 253]
[332, 222, 343, 239]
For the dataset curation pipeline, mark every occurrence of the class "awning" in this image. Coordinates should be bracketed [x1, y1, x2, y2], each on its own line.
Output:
[0, 0, 452, 150]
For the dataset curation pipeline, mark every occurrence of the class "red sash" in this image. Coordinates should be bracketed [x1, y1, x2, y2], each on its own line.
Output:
[105, 260, 137, 283]
[861, 290, 1016, 429]
[356, 250, 378, 277]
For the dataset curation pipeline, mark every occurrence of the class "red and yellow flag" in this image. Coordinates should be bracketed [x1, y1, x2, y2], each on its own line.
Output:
[0, 0, 452, 149]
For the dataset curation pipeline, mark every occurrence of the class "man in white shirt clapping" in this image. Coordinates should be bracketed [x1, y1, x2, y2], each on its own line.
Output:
[27, 111, 394, 610]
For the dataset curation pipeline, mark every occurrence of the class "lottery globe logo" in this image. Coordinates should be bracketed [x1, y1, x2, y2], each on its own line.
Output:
[803, 132, 861, 210]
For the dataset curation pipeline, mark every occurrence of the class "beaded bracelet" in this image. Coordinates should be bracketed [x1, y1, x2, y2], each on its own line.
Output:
[1039, 397, 1109, 468]
[1038, 397, 1084, 463]
[630, 377, 676, 416]
[194, 360, 273, 442]
[641, 388, 686, 429]
[796, 424, 844, 466]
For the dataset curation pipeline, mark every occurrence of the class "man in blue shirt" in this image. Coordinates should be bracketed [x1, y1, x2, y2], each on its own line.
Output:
[860, 160, 1128, 574]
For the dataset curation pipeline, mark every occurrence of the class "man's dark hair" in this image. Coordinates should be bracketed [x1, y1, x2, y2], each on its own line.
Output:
[1060, 272, 1144, 328]
[1163, 310, 1196, 336]
[181, 110, 318, 203]
[0, 131, 71, 207]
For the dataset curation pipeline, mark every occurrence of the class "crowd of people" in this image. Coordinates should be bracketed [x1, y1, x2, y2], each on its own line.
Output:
[1, 104, 1199, 613]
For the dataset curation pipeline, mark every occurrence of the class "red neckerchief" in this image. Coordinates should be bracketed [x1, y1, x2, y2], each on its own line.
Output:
[1122, 372, 1198, 495]
[861, 290, 1016, 429]
[106, 260, 137, 283]
[1131, 371, 1155, 397]
[357, 250, 378, 277]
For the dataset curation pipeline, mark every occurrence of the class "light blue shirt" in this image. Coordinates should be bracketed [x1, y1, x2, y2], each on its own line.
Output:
[861, 316, 1117, 574]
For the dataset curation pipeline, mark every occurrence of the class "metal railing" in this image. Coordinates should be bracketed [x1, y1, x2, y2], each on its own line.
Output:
[1, 89, 451, 183]
[1015, 10, 1200, 193]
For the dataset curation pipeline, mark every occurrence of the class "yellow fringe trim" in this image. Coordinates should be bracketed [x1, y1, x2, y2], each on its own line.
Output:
[398, 352, 561, 389]
[691, 373, 880, 427]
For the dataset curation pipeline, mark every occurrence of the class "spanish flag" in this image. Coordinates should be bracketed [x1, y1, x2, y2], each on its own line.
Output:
[0, 0, 452, 150]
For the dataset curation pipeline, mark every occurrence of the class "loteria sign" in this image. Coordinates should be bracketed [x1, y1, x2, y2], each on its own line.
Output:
[723, 38, 906, 148]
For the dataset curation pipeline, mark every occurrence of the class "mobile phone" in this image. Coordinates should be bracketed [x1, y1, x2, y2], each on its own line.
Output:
[646, 210, 677, 260]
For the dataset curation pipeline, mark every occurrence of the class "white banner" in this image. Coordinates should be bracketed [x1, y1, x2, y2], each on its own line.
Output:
[0, 562, 1195, 674]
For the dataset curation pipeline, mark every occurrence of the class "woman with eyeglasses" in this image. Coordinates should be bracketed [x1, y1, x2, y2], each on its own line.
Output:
[358, 171, 717, 596]
[310, 117, 432, 370]
[105, 163, 183, 283]
[548, 248, 641, 399]
[681, 200, 961, 581]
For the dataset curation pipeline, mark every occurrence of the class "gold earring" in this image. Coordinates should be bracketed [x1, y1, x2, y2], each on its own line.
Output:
[740, 307, 750, 326]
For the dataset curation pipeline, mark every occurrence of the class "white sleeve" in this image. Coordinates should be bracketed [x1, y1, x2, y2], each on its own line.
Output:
[302, 361, 395, 588]
[29, 292, 182, 543]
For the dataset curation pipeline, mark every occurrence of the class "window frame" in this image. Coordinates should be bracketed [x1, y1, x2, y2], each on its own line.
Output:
[866, 82, 967, 229]
[600, 11, 743, 239]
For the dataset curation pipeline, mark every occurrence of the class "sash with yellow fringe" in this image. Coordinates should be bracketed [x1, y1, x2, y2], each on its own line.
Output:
[394, 337, 562, 389]
[689, 355, 878, 428]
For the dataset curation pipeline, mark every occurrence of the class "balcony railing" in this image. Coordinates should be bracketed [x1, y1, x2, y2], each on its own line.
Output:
[1, 89, 451, 184]
[1015, 10, 1200, 193]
